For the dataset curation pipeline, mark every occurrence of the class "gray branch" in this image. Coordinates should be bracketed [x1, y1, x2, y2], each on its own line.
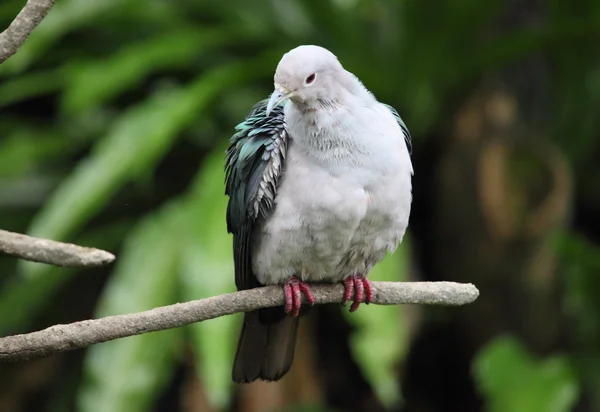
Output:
[0, 229, 116, 268]
[0, 281, 479, 362]
[0, 0, 56, 64]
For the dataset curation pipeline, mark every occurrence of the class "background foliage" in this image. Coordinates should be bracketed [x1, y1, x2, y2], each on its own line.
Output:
[0, 0, 599, 411]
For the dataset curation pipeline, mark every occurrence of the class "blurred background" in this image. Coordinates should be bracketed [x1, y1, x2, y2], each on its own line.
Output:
[0, 0, 599, 411]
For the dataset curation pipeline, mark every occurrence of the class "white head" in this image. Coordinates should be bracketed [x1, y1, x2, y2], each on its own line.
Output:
[266, 45, 348, 115]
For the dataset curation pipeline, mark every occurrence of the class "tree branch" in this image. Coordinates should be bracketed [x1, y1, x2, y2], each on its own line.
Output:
[0, 229, 115, 268]
[0, 281, 479, 362]
[0, 0, 56, 64]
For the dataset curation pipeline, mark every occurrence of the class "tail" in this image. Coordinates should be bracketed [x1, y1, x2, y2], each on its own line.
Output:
[232, 309, 299, 383]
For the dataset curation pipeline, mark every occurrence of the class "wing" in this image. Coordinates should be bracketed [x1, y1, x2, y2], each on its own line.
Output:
[225, 99, 289, 291]
[383, 103, 412, 155]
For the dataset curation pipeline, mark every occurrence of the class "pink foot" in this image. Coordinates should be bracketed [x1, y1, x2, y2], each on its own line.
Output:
[283, 276, 316, 317]
[343, 274, 373, 312]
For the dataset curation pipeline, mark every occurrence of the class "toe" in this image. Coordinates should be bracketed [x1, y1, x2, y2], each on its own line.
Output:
[354, 277, 365, 304]
[343, 277, 354, 304]
[292, 282, 302, 316]
[349, 300, 361, 312]
[299, 282, 316, 305]
[363, 278, 373, 304]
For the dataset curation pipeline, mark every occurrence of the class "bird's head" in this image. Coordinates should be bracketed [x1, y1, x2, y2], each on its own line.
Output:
[266, 45, 345, 116]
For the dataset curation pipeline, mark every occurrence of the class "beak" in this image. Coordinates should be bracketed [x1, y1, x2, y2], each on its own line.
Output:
[266, 88, 292, 116]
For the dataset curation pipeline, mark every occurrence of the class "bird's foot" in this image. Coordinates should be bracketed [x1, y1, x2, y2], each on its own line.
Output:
[283, 276, 316, 317]
[342, 274, 373, 312]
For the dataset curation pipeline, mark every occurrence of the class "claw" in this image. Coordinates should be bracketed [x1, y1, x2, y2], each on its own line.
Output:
[342, 274, 373, 312]
[283, 276, 315, 317]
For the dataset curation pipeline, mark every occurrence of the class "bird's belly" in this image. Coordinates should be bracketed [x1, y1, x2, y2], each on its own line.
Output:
[251, 168, 367, 285]
[338, 179, 412, 276]
[251, 150, 412, 285]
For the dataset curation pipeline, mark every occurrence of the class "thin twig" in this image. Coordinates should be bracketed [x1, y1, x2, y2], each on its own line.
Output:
[0, 0, 56, 64]
[0, 281, 479, 362]
[0, 229, 115, 268]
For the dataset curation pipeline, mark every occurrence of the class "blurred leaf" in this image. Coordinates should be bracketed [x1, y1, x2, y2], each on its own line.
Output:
[344, 235, 412, 408]
[556, 231, 600, 347]
[0, 70, 63, 107]
[474, 335, 579, 412]
[555, 231, 600, 271]
[0, 0, 133, 74]
[61, 27, 238, 114]
[0, 131, 73, 178]
[21, 60, 262, 279]
[269, 0, 313, 37]
[77, 203, 182, 412]
[555, 231, 600, 409]
[177, 147, 237, 409]
[0, 267, 70, 335]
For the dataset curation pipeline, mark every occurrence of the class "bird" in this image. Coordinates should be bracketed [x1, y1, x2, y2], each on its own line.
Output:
[224, 45, 413, 384]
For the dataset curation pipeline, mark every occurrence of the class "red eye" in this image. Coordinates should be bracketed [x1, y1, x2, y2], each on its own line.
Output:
[305, 73, 316, 84]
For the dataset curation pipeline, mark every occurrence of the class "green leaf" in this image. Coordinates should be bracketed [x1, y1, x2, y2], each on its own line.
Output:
[0, 267, 70, 335]
[61, 27, 234, 114]
[177, 147, 237, 409]
[344, 235, 412, 408]
[0, 70, 63, 108]
[77, 203, 183, 412]
[21, 60, 260, 279]
[0, 0, 133, 75]
[0, 130, 73, 178]
[555, 231, 600, 408]
[474, 335, 579, 412]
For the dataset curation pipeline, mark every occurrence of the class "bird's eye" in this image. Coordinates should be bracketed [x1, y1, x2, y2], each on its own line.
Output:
[304, 73, 317, 85]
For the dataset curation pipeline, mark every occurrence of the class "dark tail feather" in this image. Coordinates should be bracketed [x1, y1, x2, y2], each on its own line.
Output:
[232, 310, 299, 383]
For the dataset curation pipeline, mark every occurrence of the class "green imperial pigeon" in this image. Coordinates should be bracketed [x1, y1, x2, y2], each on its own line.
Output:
[225, 45, 413, 383]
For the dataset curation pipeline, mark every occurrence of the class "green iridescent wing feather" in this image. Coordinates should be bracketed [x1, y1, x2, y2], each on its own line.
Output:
[225, 99, 289, 291]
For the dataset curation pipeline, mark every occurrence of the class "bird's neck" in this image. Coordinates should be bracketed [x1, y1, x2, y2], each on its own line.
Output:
[284, 98, 370, 165]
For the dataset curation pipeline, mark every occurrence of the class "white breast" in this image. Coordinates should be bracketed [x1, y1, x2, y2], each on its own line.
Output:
[251, 99, 413, 286]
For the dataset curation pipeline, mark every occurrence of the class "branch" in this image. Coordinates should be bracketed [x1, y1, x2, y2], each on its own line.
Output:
[0, 229, 116, 268]
[0, 0, 56, 64]
[0, 281, 479, 362]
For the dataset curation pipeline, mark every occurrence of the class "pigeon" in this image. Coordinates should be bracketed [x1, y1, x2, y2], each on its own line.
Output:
[225, 45, 413, 383]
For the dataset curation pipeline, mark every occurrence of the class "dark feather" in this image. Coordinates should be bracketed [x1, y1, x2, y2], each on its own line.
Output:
[383, 103, 413, 155]
[225, 99, 289, 291]
[232, 311, 299, 383]
[225, 99, 295, 383]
